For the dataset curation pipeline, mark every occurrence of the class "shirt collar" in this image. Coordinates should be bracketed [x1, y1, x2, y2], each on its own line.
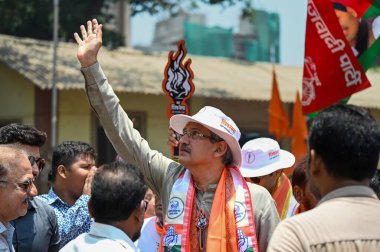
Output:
[89, 222, 137, 250]
[319, 185, 377, 205]
[28, 198, 38, 210]
[45, 187, 63, 205]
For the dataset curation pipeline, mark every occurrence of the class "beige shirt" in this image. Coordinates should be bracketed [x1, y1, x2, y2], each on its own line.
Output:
[268, 185, 380, 252]
[82, 62, 280, 251]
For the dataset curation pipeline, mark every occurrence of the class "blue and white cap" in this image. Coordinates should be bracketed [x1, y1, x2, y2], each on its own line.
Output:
[240, 138, 295, 177]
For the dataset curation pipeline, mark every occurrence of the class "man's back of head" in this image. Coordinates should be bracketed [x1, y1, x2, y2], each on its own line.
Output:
[89, 161, 148, 241]
[309, 104, 380, 182]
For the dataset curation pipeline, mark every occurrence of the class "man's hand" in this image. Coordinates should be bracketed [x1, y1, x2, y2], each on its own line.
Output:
[167, 128, 179, 148]
[82, 166, 97, 196]
[74, 19, 103, 68]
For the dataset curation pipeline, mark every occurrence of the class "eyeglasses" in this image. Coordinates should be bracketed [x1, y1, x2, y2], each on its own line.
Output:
[28, 156, 46, 172]
[177, 130, 215, 141]
[143, 200, 149, 212]
[0, 177, 34, 193]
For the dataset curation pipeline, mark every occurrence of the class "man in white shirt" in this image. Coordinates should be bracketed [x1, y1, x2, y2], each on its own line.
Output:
[60, 162, 148, 252]
[135, 194, 164, 251]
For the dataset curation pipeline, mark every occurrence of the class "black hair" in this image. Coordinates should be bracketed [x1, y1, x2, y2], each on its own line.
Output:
[291, 156, 308, 189]
[0, 123, 47, 146]
[355, 20, 369, 57]
[309, 104, 380, 181]
[50, 141, 96, 182]
[370, 170, 380, 198]
[333, 2, 347, 12]
[90, 161, 147, 224]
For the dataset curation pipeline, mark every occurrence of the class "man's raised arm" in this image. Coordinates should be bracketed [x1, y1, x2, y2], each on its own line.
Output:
[74, 19, 176, 197]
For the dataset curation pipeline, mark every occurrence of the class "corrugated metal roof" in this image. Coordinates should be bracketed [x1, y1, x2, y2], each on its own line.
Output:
[0, 34, 379, 108]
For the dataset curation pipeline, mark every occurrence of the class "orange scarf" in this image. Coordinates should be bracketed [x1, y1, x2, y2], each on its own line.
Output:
[161, 168, 258, 252]
[272, 172, 293, 220]
[155, 216, 163, 235]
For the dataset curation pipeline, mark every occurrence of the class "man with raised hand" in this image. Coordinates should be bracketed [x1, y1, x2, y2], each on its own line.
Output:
[74, 19, 279, 252]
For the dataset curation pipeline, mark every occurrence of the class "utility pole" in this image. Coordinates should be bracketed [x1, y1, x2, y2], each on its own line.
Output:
[51, 0, 59, 148]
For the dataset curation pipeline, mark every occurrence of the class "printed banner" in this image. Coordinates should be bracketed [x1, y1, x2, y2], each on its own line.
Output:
[302, 0, 371, 114]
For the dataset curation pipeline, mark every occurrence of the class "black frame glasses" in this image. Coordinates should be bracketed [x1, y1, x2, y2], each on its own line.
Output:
[143, 200, 149, 212]
[177, 130, 215, 141]
[0, 177, 34, 193]
[28, 156, 46, 172]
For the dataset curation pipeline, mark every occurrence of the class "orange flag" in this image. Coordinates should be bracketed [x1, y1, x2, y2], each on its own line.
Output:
[268, 67, 289, 141]
[286, 91, 308, 177]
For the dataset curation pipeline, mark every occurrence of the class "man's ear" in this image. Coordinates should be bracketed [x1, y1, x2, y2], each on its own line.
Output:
[347, 6, 358, 18]
[309, 149, 322, 178]
[57, 165, 68, 179]
[88, 198, 94, 218]
[293, 185, 303, 204]
[214, 141, 228, 158]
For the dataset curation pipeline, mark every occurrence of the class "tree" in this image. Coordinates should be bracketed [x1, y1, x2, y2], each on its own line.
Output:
[0, 0, 254, 46]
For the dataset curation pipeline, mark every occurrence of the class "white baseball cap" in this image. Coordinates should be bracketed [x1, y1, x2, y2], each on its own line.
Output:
[170, 106, 242, 167]
[240, 138, 295, 177]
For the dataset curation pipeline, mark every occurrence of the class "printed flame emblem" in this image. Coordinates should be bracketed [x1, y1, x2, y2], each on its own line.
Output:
[162, 40, 195, 118]
[302, 56, 321, 107]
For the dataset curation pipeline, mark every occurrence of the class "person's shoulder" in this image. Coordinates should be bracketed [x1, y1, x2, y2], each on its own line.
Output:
[32, 198, 56, 215]
[59, 233, 87, 252]
[247, 181, 273, 201]
[142, 216, 156, 229]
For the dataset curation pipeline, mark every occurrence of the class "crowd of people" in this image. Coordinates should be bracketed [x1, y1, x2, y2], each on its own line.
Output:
[0, 18, 379, 252]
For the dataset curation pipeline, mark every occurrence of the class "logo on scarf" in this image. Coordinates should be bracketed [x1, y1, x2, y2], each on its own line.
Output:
[164, 226, 179, 251]
[234, 201, 247, 223]
[167, 197, 184, 219]
[237, 229, 248, 252]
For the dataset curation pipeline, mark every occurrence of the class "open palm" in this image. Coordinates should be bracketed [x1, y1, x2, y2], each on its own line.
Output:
[74, 19, 103, 68]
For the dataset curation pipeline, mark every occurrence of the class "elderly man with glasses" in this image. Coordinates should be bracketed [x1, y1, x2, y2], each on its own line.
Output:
[0, 145, 34, 252]
[74, 19, 279, 252]
[0, 123, 60, 252]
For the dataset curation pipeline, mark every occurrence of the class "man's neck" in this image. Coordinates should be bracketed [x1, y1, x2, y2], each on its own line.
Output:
[0, 217, 8, 227]
[320, 178, 370, 198]
[52, 184, 77, 206]
[190, 164, 224, 192]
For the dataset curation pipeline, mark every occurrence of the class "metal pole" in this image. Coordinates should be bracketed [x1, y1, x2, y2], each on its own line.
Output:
[51, 0, 59, 148]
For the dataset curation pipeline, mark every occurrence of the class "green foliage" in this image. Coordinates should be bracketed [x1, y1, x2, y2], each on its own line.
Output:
[0, 0, 254, 47]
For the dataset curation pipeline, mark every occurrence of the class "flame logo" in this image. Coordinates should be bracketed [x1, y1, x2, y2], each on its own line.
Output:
[162, 40, 195, 110]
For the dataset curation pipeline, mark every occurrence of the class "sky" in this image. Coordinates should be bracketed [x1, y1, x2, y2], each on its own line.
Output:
[131, 0, 308, 66]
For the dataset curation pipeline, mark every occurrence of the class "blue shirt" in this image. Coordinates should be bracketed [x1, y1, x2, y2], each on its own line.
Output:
[37, 188, 92, 248]
[11, 198, 60, 252]
[0, 222, 14, 252]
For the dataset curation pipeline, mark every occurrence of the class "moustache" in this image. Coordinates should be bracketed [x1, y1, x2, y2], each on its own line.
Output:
[180, 144, 191, 153]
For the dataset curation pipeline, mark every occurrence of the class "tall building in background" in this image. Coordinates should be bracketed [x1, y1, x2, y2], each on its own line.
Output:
[149, 9, 280, 63]
[235, 10, 280, 62]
